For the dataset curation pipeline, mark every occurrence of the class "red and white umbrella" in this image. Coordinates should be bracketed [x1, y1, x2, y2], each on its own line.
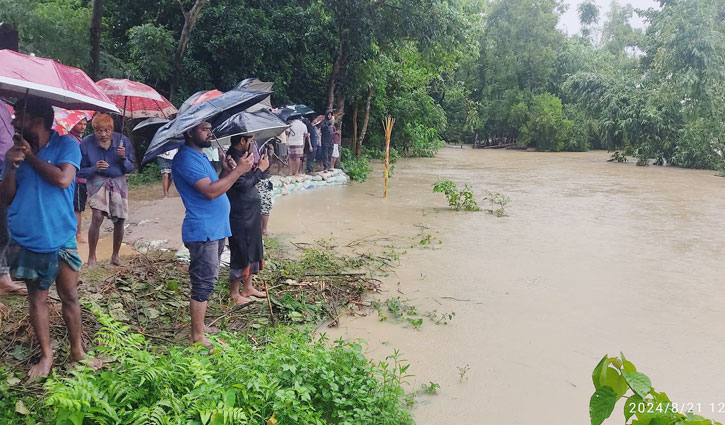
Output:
[96, 78, 177, 119]
[0, 49, 119, 113]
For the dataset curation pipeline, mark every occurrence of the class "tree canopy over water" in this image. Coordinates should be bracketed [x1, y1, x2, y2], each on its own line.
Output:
[1, 0, 723, 168]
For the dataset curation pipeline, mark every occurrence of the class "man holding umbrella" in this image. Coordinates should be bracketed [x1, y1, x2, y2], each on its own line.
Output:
[0, 97, 96, 378]
[172, 121, 253, 348]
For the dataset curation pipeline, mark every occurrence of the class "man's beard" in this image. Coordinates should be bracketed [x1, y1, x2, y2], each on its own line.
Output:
[195, 138, 212, 148]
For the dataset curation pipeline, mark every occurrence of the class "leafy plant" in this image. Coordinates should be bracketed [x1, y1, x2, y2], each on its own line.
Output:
[44, 310, 415, 425]
[341, 147, 373, 182]
[484, 191, 511, 217]
[609, 151, 629, 163]
[127, 162, 162, 187]
[433, 178, 480, 211]
[457, 364, 470, 383]
[589, 353, 723, 425]
[421, 381, 441, 395]
[425, 310, 456, 325]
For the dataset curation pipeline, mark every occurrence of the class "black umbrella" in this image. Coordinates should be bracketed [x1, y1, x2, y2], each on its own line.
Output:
[142, 88, 270, 163]
[132, 117, 170, 132]
[214, 109, 289, 141]
[235, 78, 273, 112]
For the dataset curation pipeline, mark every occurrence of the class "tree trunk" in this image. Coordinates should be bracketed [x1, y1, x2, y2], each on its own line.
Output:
[170, 0, 208, 100]
[351, 100, 358, 156]
[356, 82, 373, 157]
[89, 0, 103, 80]
[326, 44, 345, 110]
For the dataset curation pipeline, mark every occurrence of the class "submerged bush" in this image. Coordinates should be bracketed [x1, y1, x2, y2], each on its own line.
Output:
[341, 147, 373, 182]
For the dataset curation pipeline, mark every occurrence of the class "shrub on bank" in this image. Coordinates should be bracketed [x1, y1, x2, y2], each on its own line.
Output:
[42, 311, 414, 425]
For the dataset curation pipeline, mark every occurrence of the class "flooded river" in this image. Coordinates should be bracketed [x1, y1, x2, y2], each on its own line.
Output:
[271, 148, 725, 424]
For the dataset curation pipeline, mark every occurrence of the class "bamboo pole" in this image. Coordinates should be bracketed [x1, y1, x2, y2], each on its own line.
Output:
[382, 116, 395, 198]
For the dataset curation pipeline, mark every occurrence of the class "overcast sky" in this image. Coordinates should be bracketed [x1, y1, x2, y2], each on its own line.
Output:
[558, 0, 662, 35]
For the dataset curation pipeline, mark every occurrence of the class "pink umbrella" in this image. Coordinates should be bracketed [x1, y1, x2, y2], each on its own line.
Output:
[53, 108, 95, 135]
[0, 49, 119, 113]
[96, 78, 177, 119]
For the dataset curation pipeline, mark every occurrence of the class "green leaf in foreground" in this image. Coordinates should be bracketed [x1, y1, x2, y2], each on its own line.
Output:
[623, 371, 652, 399]
[590, 386, 617, 425]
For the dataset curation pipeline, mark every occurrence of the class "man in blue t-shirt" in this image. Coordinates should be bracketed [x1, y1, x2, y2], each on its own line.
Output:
[0, 97, 95, 379]
[172, 121, 253, 348]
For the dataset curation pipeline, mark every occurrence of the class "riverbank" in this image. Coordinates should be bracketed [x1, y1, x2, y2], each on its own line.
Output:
[2, 148, 724, 423]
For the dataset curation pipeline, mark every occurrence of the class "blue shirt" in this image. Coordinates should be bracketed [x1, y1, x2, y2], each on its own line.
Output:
[78, 133, 135, 179]
[8, 131, 81, 252]
[172, 144, 231, 243]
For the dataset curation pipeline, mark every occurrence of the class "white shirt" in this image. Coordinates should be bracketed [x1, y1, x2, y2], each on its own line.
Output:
[287, 120, 308, 147]
[202, 146, 220, 161]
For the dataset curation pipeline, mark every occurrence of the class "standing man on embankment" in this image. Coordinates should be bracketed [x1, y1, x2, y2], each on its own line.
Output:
[171, 121, 253, 347]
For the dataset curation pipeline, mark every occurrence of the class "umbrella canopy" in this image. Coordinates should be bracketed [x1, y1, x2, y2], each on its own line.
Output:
[283, 104, 315, 117]
[275, 108, 295, 122]
[0, 50, 119, 113]
[96, 78, 177, 119]
[52, 108, 94, 134]
[214, 109, 289, 141]
[142, 88, 270, 163]
[132, 117, 170, 132]
[177, 89, 224, 115]
[235, 78, 273, 112]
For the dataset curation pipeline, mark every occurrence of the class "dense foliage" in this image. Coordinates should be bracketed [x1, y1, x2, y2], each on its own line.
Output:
[43, 311, 414, 425]
[590, 354, 722, 425]
[0, 0, 722, 166]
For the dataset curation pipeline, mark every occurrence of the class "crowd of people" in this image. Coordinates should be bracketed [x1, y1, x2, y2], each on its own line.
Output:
[274, 110, 341, 176]
[0, 96, 334, 376]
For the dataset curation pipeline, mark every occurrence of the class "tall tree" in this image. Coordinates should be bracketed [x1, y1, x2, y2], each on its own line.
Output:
[89, 0, 103, 79]
[170, 0, 208, 100]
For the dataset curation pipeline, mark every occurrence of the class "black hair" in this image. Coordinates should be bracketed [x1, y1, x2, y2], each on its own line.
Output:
[230, 134, 243, 146]
[15, 97, 54, 130]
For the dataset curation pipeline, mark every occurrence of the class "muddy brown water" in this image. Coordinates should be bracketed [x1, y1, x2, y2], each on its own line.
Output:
[270, 148, 725, 423]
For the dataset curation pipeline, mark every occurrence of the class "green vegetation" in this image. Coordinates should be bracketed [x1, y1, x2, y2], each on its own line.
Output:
[433, 179, 480, 212]
[420, 382, 441, 395]
[589, 354, 722, 425]
[0, 239, 413, 424]
[40, 310, 414, 425]
[3, 0, 722, 168]
[126, 162, 162, 187]
[432, 179, 510, 216]
[484, 191, 511, 218]
[340, 147, 373, 182]
[372, 297, 455, 331]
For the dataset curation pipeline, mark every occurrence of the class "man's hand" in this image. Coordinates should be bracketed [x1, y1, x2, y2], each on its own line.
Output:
[96, 160, 110, 171]
[5, 146, 26, 169]
[12, 136, 33, 156]
[258, 154, 270, 172]
[238, 152, 254, 174]
[116, 146, 126, 159]
[222, 155, 237, 172]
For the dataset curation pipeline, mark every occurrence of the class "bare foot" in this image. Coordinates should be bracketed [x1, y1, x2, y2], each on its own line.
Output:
[230, 293, 253, 305]
[240, 287, 266, 298]
[86, 257, 97, 269]
[0, 275, 27, 296]
[262, 232, 275, 238]
[111, 256, 123, 266]
[28, 355, 53, 380]
[191, 335, 214, 353]
[76, 233, 88, 243]
[70, 353, 103, 370]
